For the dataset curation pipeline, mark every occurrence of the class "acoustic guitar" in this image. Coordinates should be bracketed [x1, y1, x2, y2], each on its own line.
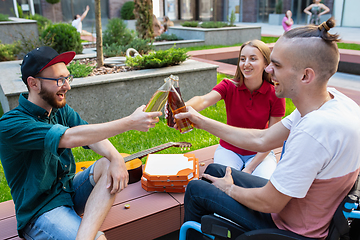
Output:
[75, 142, 192, 184]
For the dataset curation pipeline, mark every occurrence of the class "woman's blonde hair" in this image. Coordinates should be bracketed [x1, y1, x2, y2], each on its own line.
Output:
[234, 39, 272, 85]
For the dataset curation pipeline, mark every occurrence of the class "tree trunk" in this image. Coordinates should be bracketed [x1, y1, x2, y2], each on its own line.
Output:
[134, 0, 153, 39]
[95, 0, 104, 67]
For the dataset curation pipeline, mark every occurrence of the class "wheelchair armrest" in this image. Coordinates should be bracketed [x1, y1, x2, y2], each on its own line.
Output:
[236, 228, 314, 240]
[201, 214, 246, 239]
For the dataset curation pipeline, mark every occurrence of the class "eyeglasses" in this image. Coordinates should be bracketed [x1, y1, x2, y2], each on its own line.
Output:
[36, 75, 74, 87]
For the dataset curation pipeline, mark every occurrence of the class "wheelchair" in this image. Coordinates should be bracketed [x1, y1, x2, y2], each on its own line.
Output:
[179, 172, 360, 240]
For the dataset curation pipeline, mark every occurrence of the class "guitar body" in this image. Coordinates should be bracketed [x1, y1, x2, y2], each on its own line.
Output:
[75, 142, 192, 184]
[75, 153, 143, 184]
[123, 153, 143, 184]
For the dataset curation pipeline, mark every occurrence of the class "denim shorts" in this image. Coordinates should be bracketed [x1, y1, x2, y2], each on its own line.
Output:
[22, 162, 104, 240]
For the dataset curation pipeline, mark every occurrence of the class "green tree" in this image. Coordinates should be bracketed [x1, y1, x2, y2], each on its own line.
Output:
[41, 23, 82, 54]
[120, 1, 135, 20]
[103, 18, 134, 46]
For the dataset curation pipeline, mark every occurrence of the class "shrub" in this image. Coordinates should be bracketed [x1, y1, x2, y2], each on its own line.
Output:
[200, 21, 231, 28]
[46, 0, 60, 4]
[17, 3, 24, 18]
[25, 14, 52, 34]
[127, 38, 154, 55]
[103, 44, 127, 57]
[125, 47, 189, 69]
[120, 1, 135, 20]
[67, 60, 95, 78]
[155, 33, 183, 41]
[181, 21, 199, 27]
[0, 41, 21, 61]
[3, 26, 54, 59]
[228, 10, 236, 26]
[41, 23, 83, 54]
[103, 18, 135, 46]
[275, 0, 283, 14]
[104, 38, 154, 57]
[0, 14, 10, 21]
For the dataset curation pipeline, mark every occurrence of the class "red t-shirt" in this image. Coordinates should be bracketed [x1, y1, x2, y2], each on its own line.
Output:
[213, 79, 286, 155]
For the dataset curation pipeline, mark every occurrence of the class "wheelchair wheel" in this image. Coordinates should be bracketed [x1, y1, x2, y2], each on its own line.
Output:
[349, 218, 360, 240]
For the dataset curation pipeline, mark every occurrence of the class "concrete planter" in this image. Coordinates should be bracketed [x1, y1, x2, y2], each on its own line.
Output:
[269, 14, 283, 25]
[124, 19, 136, 31]
[153, 39, 205, 51]
[167, 25, 261, 46]
[0, 17, 38, 44]
[0, 59, 218, 123]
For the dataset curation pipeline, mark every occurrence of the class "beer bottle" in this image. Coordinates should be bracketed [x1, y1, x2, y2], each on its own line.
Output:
[144, 77, 172, 112]
[168, 84, 193, 134]
[166, 75, 180, 128]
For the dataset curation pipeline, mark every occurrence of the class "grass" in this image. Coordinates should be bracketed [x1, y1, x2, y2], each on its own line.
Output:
[183, 37, 360, 52]
[0, 73, 295, 203]
[337, 42, 360, 51]
[261, 36, 280, 43]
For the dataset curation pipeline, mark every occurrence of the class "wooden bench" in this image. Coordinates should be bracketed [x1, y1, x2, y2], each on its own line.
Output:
[0, 145, 283, 240]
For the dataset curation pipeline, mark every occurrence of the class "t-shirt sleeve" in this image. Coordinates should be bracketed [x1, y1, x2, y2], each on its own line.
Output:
[271, 97, 286, 117]
[45, 124, 69, 156]
[281, 108, 299, 130]
[59, 105, 90, 149]
[212, 79, 231, 99]
[0, 116, 68, 155]
[270, 120, 330, 198]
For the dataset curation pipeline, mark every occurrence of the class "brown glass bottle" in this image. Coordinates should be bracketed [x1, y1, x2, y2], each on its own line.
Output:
[166, 85, 180, 127]
[167, 85, 193, 134]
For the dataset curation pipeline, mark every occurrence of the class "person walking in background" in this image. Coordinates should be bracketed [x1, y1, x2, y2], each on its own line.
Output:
[153, 14, 163, 37]
[72, 5, 92, 36]
[185, 40, 286, 179]
[162, 16, 174, 34]
[304, 0, 330, 25]
[282, 10, 294, 32]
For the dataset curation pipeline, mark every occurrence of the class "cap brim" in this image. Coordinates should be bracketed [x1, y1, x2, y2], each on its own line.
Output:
[40, 51, 76, 72]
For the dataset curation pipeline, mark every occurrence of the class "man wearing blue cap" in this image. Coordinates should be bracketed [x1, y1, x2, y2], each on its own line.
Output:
[0, 46, 162, 240]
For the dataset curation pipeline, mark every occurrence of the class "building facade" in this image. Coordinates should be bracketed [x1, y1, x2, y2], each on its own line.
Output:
[1, 0, 358, 28]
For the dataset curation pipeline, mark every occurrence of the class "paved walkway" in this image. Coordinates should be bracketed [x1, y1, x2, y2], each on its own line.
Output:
[238, 22, 360, 44]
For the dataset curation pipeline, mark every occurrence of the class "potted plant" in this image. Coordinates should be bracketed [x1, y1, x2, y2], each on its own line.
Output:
[269, 0, 283, 25]
[121, 1, 136, 31]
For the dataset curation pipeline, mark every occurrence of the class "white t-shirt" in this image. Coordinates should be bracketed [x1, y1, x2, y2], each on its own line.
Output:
[270, 88, 360, 239]
[72, 18, 82, 33]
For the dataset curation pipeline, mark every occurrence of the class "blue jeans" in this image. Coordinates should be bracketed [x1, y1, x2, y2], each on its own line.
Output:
[184, 163, 277, 239]
[22, 163, 103, 240]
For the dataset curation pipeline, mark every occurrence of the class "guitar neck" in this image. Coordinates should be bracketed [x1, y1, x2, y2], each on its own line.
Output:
[124, 143, 175, 162]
